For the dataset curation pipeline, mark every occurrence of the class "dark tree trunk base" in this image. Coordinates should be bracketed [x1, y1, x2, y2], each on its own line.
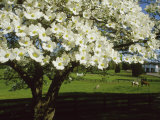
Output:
[33, 100, 56, 120]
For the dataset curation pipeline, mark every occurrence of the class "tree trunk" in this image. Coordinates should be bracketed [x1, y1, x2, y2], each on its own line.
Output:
[31, 84, 59, 120]
[7, 61, 78, 120]
[31, 62, 78, 120]
[33, 99, 56, 120]
[32, 76, 61, 120]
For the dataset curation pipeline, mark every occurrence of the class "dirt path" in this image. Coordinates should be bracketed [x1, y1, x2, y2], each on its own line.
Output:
[146, 73, 160, 77]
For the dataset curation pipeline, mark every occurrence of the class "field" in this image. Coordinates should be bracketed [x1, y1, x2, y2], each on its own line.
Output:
[59, 70, 160, 94]
[0, 69, 160, 99]
[0, 69, 160, 120]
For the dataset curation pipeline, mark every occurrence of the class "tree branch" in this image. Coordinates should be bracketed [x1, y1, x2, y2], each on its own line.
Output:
[6, 61, 32, 88]
[45, 62, 79, 102]
[31, 62, 44, 99]
[113, 40, 148, 50]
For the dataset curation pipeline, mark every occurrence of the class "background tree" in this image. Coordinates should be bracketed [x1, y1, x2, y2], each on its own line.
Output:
[122, 62, 131, 70]
[108, 60, 116, 70]
[115, 63, 121, 73]
[131, 63, 144, 77]
[0, 0, 159, 120]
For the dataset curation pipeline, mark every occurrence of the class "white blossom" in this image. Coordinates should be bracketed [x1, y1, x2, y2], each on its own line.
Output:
[0, 0, 159, 70]
[28, 47, 43, 63]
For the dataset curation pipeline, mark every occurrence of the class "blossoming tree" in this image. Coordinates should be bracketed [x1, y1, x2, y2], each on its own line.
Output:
[0, 0, 159, 120]
[145, 0, 160, 42]
[142, 0, 160, 61]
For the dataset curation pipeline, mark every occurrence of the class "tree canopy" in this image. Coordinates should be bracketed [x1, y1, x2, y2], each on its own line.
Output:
[0, 0, 159, 70]
[0, 0, 159, 120]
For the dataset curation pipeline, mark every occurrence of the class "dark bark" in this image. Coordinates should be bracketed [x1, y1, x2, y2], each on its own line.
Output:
[6, 61, 78, 120]
[115, 64, 121, 73]
[32, 62, 78, 120]
[113, 40, 148, 50]
[32, 92, 57, 120]
[6, 61, 32, 88]
[32, 75, 59, 120]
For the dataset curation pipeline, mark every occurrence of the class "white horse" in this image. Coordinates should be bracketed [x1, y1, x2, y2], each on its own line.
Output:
[69, 77, 72, 81]
[94, 84, 100, 89]
[132, 81, 139, 87]
[76, 73, 84, 77]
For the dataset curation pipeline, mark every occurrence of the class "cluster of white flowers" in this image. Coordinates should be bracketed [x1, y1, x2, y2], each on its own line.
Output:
[0, 0, 159, 70]
[145, 1, 160, 14]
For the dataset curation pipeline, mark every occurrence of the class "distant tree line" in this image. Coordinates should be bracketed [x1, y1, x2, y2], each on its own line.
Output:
[73, 61, 144, 77]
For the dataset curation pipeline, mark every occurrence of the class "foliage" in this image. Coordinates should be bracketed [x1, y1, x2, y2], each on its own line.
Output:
[122, 62, 131, 70]
[115, 63, 122, 73]
[131, 63, 144, 77]
[3, 67, 27, 90]
[108, 60, 116, 70]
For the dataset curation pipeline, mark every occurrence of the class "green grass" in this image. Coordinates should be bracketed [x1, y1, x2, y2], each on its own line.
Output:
[59, 70, 160, 94]
[0, 80, 32, 99]
[0, 69, 160, 99]
[59, 80, 160, 94]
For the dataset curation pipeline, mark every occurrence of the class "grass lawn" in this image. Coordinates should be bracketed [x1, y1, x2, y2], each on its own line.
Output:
[59, 80, 160, 93]
[0, 69, 160, 99]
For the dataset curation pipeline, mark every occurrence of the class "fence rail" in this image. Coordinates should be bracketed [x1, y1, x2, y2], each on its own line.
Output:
[117, 78, 160, 82]
[0, 93, 160, 120]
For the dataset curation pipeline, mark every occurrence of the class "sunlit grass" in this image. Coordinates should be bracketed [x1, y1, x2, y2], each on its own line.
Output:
[0, 69, 160, 99]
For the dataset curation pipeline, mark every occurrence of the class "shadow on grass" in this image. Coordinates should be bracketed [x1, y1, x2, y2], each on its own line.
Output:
[0, 92, 160, 120]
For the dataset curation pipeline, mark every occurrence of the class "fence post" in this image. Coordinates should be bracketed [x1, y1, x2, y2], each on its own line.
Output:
[73, 96, 78, 119]
[103, 95, 106, 110]
[148, 94, 152, 108]
[127, 94, 130, 110]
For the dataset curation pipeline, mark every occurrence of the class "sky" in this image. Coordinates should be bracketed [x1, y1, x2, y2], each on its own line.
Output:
[139, 0, 160, 19]
[139, 2, 149, 13]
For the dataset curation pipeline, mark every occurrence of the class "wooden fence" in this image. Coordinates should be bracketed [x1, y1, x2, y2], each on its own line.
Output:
[117, 78, 160, 83]
[0, 93, 160, 120]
